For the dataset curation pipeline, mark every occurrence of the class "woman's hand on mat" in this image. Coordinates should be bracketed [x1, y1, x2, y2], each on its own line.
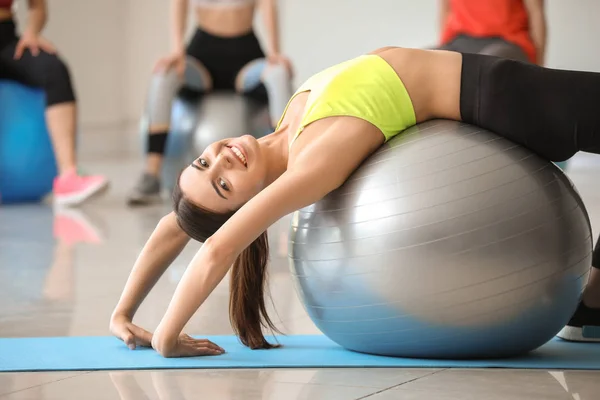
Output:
[154, 51, 186, 78]
[110, 315, 153, 350]
[152, 334, 225, 358]
[14, 31, 56, 59]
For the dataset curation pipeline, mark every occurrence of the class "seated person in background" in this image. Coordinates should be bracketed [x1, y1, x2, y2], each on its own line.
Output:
[0, 0, 108, 206]
[128, 0, 293, 207]
[437, 0, 546, 65]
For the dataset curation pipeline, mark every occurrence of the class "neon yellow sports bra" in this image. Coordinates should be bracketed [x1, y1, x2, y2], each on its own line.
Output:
[276, 54, 416, 149]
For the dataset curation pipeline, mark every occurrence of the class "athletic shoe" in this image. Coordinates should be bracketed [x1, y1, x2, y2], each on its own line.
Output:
[127, 173, 162, 206]
[53, 170, 109, 207]
[557, 301, 600, 342]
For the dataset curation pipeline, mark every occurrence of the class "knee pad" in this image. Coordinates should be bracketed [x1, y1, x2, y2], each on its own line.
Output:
[44, 55, 76, 106]
[261, 63, 293, 127]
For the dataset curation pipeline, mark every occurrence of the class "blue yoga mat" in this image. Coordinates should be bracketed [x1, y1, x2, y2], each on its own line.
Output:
[1, 335, 599, 372]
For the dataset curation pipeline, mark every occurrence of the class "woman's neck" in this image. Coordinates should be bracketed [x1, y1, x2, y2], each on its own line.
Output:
[258, 124, 290, 185]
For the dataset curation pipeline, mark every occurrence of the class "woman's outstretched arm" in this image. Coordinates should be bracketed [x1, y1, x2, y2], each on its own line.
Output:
[110, 212, 190, 349]
[151, 119, 384, 357]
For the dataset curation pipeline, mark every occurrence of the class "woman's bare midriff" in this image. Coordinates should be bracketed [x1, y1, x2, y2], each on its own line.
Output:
[0, 8, 12, 20]
[194, 5, 255, 37]
[375, 47, 463, 123]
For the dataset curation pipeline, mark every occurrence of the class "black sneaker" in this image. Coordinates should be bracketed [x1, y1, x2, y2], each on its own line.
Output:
[557, 302, 600, 342]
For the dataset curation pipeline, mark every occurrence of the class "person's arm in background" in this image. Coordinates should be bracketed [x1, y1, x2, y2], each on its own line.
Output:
[259, 0, 292, 74]
[154, 0, 188, 76]
[438, 0, 451, 36]
[170, 0, 188, 57]
[523, 0, 547, 66]
[14, 0, 55, 59]
[23, 0, 46, 35]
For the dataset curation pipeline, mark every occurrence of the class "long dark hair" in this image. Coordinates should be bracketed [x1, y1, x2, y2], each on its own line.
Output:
[172, 177, 280, 349]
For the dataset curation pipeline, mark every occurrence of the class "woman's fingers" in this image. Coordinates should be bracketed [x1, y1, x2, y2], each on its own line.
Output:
[124, 333, 137, 350]
[38, 38, 56, 54]
[112, 325, 136, 349]
[128, 324, 152, 347]
[198, 339, 225, 352]
[193, 343, 224, 355]
[153, 58, 168, 73]
[182, 335, 219, 347]
[179, 335, 225, 354]
[13, 41, 25, 59]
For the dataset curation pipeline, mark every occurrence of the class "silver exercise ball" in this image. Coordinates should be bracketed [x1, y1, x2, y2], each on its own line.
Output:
[288, 120, 592, 359]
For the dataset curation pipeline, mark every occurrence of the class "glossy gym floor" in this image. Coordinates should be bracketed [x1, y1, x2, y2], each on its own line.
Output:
[0, 130, 599, 400]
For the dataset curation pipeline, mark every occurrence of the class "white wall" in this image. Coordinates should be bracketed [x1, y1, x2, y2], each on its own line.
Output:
[14, 0, 126, 126]
[17, 0, 600, 130]
[122, 0, 170, 125]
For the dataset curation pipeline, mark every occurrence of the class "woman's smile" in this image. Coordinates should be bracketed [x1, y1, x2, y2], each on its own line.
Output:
[227, 144, 247, 167]
[226, 136, 253, 168]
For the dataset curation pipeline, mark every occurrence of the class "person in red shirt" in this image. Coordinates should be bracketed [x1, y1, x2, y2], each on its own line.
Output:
[437, 0, 546, 66]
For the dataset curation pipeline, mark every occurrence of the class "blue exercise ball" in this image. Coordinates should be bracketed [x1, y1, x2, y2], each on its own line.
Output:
[289, 120, 591, 359]
[0, 81, 58, 204]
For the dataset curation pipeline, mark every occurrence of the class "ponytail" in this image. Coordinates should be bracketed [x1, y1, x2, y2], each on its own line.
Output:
[229, 231, 281, 349]
[173, 178, 280, 349]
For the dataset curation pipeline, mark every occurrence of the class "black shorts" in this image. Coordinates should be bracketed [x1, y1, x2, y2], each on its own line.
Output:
[186, 28, 265, 91]
[459, 52, 600, 162]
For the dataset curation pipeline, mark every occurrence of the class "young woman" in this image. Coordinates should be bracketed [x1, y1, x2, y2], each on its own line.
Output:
[0, 0, 108, 206]
[128, 0, 293, 206]
[111, 46, 600, 358]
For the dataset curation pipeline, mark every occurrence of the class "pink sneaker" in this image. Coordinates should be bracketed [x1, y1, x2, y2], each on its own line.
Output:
[53, 170, 109, 207]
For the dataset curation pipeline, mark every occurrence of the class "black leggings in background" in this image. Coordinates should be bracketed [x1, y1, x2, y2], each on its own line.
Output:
[0, 20, 75, 106]
[459, 52, 600, 268]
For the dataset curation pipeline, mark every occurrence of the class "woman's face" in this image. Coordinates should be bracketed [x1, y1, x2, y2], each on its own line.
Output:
[178, 135, 269, 213]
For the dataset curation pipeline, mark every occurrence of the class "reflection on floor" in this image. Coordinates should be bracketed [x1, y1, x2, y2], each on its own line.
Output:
[1, 147, 599, 399]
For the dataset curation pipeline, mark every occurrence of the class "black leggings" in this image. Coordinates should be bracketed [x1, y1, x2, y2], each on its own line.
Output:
[459, 52, 600, 268]
[0, 20, 75, 106]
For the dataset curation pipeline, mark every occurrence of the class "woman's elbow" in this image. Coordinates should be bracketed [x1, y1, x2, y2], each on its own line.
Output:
[203, 236, 235, 264]
[151, 334, 177, 358]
